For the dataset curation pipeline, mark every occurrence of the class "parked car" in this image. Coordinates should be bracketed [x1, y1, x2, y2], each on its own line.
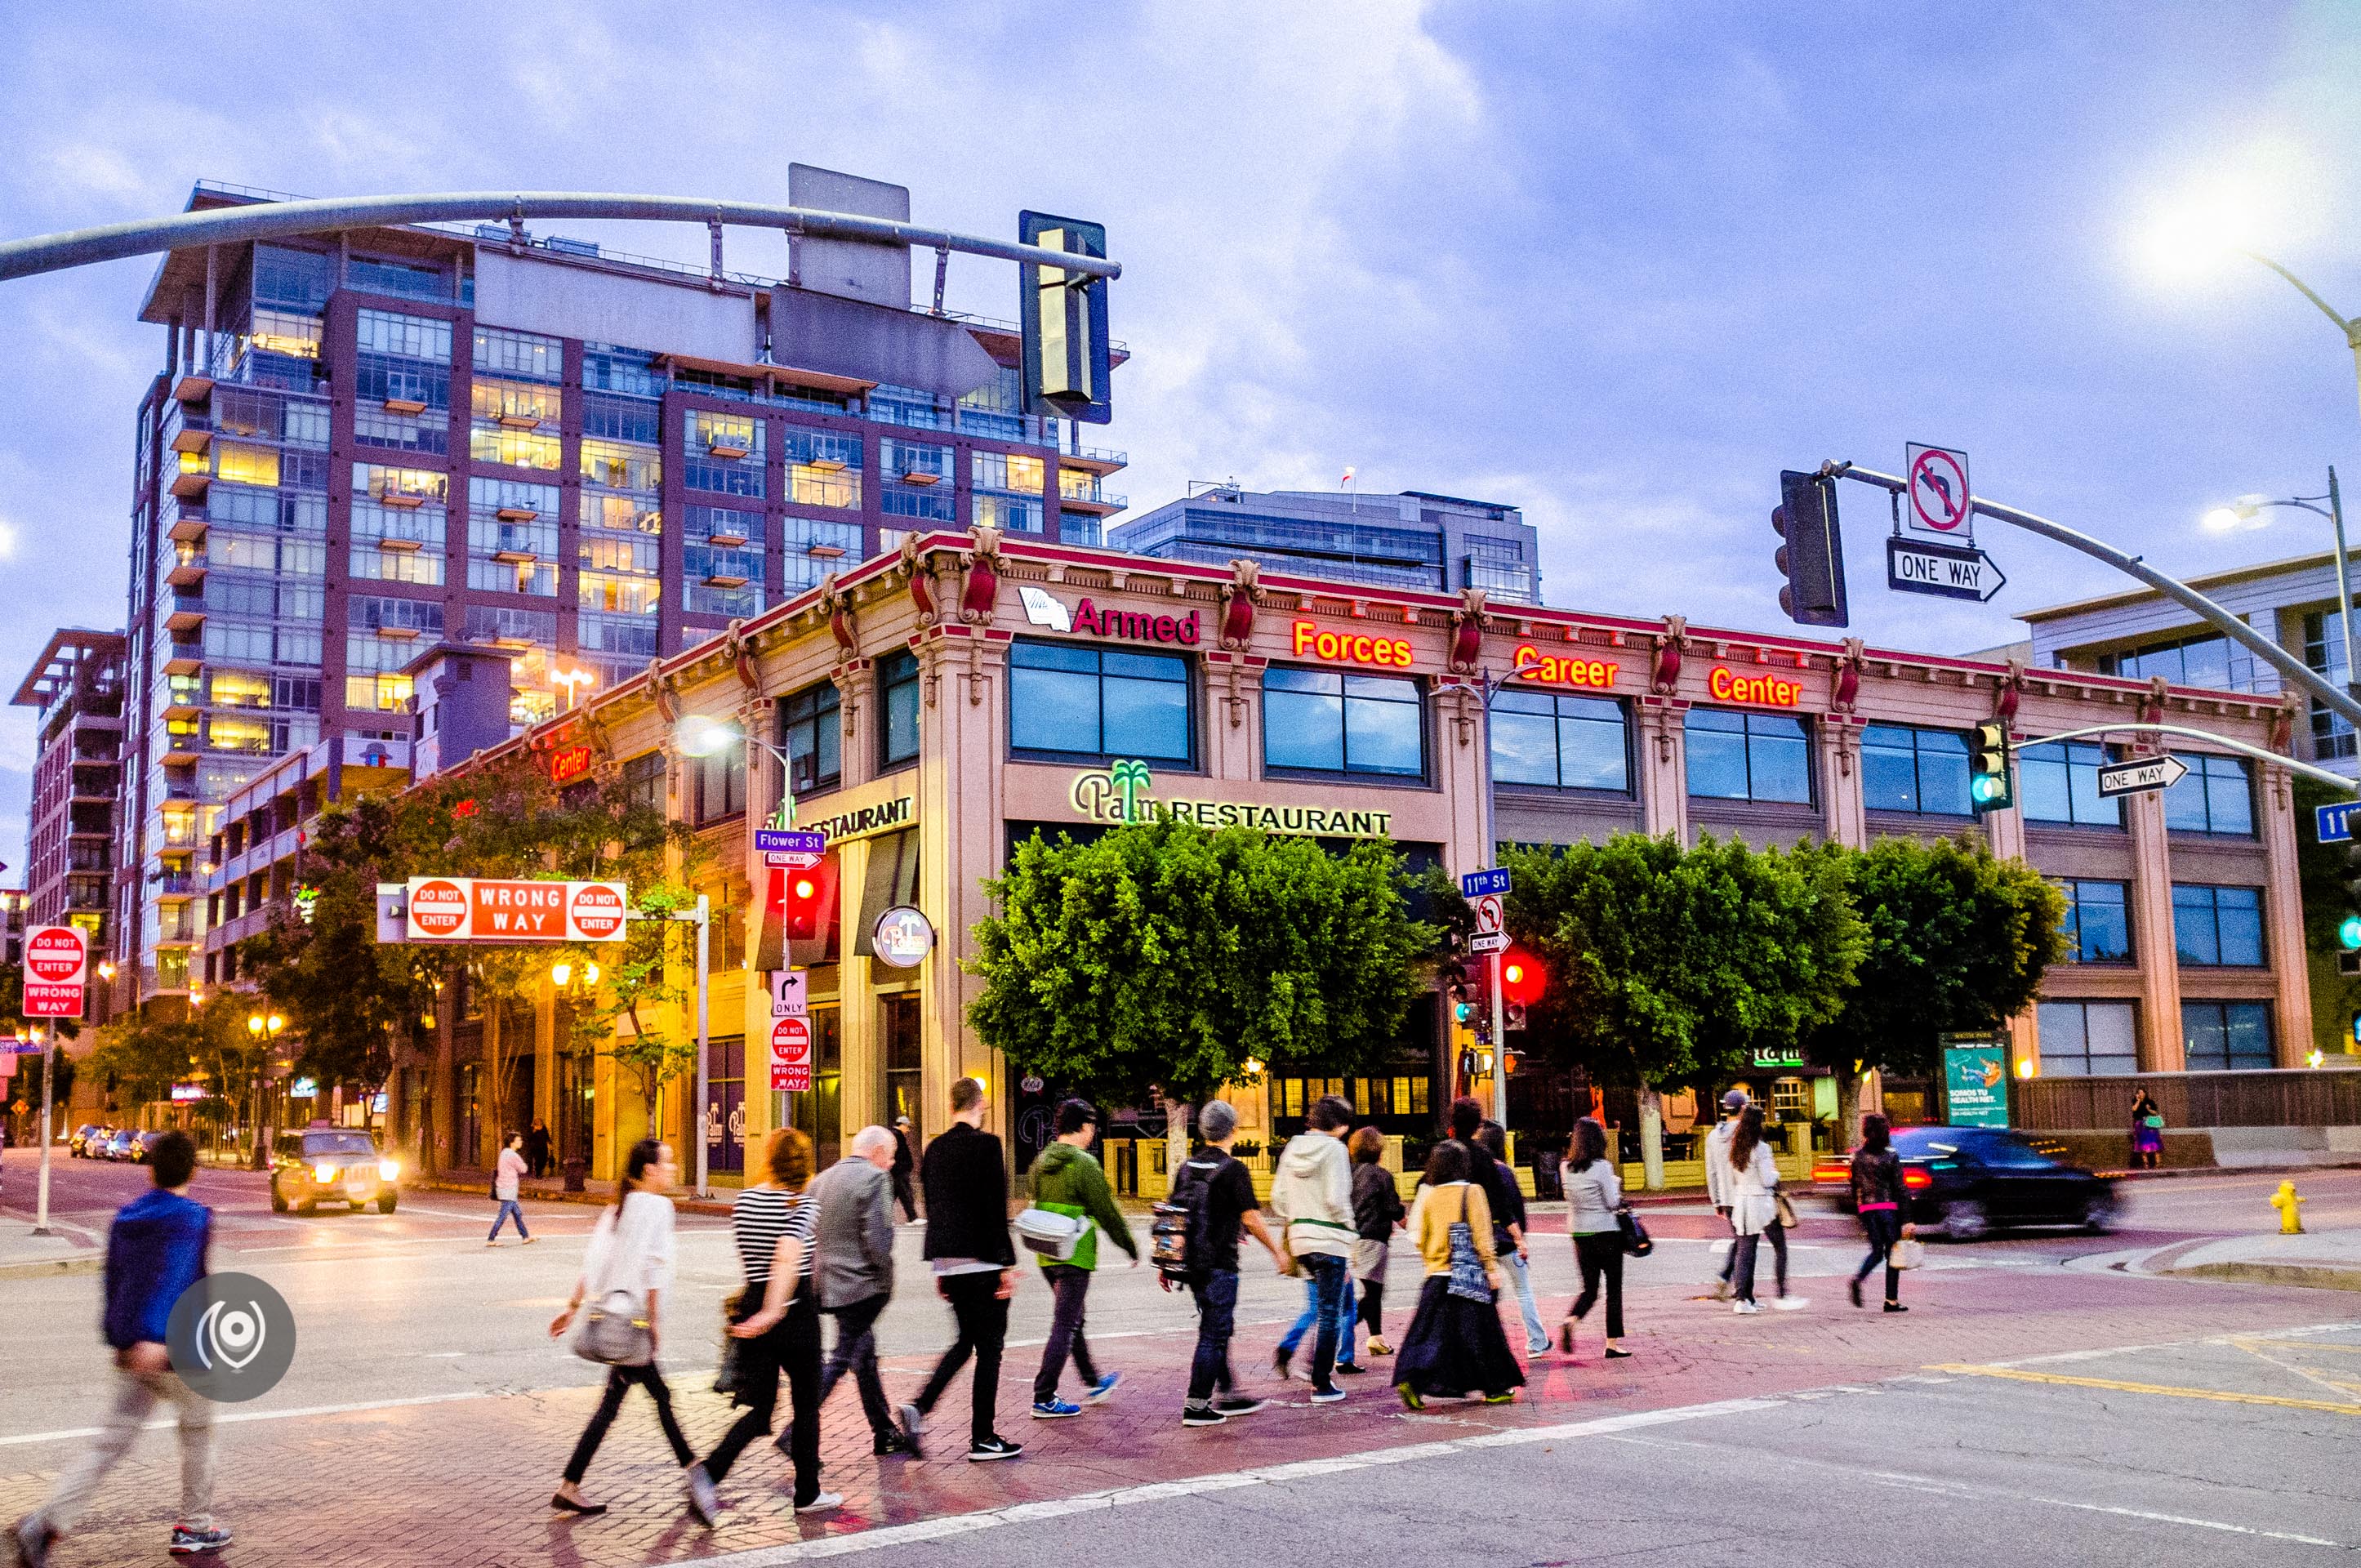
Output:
[128, 1130, 167, 1163]
[1815, 1125, 2117, 1240]
[100, 1128, 140, 1161]
[69, 1124, 104, 1157]
[270, 1127, 399, 1215]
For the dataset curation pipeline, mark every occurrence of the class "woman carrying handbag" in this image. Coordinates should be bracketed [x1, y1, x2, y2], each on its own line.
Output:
[549, 1139, 697, 1516]
[1557, 1118, 1632, 1361]
[1726, 1107, 1805, 1314]
[1392, 1141, 1524, 1410]
[1848, 1113, 1916, 1312]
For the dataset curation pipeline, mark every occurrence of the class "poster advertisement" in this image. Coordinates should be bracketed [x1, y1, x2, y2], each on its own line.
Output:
[1941, 1035, 2010, 1129]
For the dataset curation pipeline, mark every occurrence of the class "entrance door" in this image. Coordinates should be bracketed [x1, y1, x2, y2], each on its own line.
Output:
[706, 1036, 745, 1175]
[881, 993, 921, 1140]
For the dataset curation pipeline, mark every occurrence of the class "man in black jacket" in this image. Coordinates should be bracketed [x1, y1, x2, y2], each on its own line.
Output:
[890, 1115, 919, 1222]
[905, 1078, 1022, 1462]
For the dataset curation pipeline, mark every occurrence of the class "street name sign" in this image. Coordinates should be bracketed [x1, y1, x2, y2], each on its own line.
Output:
[755, 827, 826, 869]
[2096, 755, 2189, 800]
[2318, 800, 2360, 844]
[1460, 867, 1511, 898]
[1886, 536, 2005, 602]
[23, 924, 86, 1018]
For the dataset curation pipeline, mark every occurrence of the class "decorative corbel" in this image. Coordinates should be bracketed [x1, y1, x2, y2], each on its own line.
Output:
[967, 639, 990, 706]
[958, 524, 1004, 625]
[1996, 656, 2025, 728]
[2270, 691, 2297, 757]
[818, 572, 859, 657]
[897, 534, 940, 626]
[1831, 635, 1864, 714]
[1224, 662, 1249, 728]
[724, 617, 762, 697]
[1450, 682, 1481, 746]
[1219, 559, 1262, 650]
[646, 658, 681, 728]
[1448, 586, 1489, 674]
[1650, 614, 1690, 695]
[2138, 674, 2168, 739]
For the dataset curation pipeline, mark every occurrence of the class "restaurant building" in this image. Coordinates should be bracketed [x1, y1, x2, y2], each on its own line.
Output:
[398, 526, 2308, 1182]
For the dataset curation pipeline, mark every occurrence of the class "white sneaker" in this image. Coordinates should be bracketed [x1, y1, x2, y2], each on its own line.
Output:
[795, 1492, 844, 1514]
[1733, 1301, 1762, 1315]
[1773, 1296, 1808, 1312]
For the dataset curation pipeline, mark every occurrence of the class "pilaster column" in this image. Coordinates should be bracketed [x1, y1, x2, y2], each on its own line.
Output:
[2259, 763, 2314, 1065]
[2124, 789, 2185, 1071]
[1634, 699, 1688, 842]
[914, 630, 1010, 1138]
[835, 835, 884, 1133]
[1818, 715, 1865, 848]
[835, 661, 876, 789]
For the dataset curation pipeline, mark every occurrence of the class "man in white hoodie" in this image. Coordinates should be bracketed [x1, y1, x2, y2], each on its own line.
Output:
[1703, 1089, 1749, 1300]
[1268, 1094, 1356, 1403]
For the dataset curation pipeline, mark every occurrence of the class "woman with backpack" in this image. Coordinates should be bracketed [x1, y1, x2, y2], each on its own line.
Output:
[1726, 1105, 1803, 1314]
[1349, 1126, 1405, 1356]
[1557, 1117, 1630, 1360]
[548, 1139, 695, 1517]
[1392, 1140, 1523, 1410]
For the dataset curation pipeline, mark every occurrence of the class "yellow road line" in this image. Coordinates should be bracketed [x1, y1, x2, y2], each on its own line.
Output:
[1930, 1363, 2361, 1414]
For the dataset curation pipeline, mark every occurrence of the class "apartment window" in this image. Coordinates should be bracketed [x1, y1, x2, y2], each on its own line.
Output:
[870, 383, 948, 429]
[577, 570, 659, 617]
[782, 517, 864, 594]
[1685, 709, 1811, 804]
[580, 439, 661, 493]
[344, 673, 413, 713]
[581, 492, 662, 536]
[473, 325, 563, 382]
[619, 751, 666, 812]
[354, 353, 451, 412]
[2018, 741, 2123, 827]
[784, 428, 862, 509]
[252, 246, 333, 313]
[581, 394, 661, 445]
[1263, 667, 1423, 778]
[1010, 641, 1191, 764]
[578, 611, 659, 659]
[581, 344, 666, 399]
[348, 257, 448, 304]
[2172, 884, 2265, 967]
[779, 681, 841, 797]
[684, 410, 766, 497]
[2056, 880, 2132, 963]
[879, 649, 921, 769]
[2036, 999, 2137, 1077]
[354, 463, 448, 506]
[2182, 1000, 2273, 1071]
[465, 603, 557, 650]
[1491, 690, 1628, 792]
[355, 310, 452, 363]
[353, 404, 447, 457]
[579, 528, 659, 578]
[1860, 724, 1972, 816]
[2303, 609, 2357, 760]
[688, 744, 746, 826]
[2100, 632, 2256, 692]
[2163, 754, 2254, 836]
[881, 438, 956, 523]
[466, 478, 561, 596]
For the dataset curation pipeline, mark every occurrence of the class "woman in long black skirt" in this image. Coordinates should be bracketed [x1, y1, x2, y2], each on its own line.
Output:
[1393, 1141, 1524, 1409]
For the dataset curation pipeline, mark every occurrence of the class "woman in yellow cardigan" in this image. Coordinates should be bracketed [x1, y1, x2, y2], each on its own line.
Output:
[1392, 1140, 1525, 1409]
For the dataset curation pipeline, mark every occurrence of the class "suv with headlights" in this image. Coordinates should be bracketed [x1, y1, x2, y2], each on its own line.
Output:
[271, 1126, 399, 1214]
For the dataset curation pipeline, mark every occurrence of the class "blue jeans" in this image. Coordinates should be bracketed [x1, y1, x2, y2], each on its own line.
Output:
[1278, 1267, 1359, 1366]
[488, 1198, 528, 1241]
[1499, 1244, 1548, 1351]
[1187, 1268, 1239, 1405]
[1293, 1253, 1350, 1388]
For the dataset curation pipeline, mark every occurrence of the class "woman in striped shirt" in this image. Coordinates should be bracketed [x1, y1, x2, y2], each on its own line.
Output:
[685, 1127, 835, 1522]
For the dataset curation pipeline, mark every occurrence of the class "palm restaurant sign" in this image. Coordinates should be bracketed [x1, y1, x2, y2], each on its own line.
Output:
[1068, 761, 1393, 839]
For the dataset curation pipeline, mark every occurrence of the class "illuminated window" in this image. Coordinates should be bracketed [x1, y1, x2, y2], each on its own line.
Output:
[973, 452, 1045, 492]
[1771, 1077, 1810, 1120]
[581, 492, 662, 535]
[470, 423, 563, 471]
[343, 674, 413, 713]
[249, 310, 321, 359]
[578, 531, 659, 577]
[207, 670, 270, 708]
[472, 377, 561, 429]
[214, 442, 281, 488]
[473, 325, 562, 382]
[580, 439, 661, 492]
[578, 571, 660, 616]
[354, 463, 448, 506]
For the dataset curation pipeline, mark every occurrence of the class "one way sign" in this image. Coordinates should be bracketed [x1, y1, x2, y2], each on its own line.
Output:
[1887, 536, 2006, 603]
[2096, 754, 2189, 799]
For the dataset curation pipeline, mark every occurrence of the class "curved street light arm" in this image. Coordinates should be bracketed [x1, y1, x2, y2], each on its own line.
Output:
[2238, 250, 2358, 339]
[1824, 461, 2361, 733]
[2013, 720, 2355, 796]
[0, 191, 1121, 284]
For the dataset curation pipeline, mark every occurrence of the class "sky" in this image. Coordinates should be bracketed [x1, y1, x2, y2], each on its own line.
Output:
[2, 1, 2359, 866]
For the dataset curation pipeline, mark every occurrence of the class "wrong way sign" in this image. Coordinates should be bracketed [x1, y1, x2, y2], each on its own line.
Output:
[23, 924, 86, 1018]
[1905, 443, 1971, 538]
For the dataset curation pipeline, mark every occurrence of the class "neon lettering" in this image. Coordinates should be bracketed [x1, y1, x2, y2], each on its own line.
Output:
[1707, 667, 1802, 706]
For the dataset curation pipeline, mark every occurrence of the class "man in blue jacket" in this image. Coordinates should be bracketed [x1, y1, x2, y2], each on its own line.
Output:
[11, 1129, 225, 1565]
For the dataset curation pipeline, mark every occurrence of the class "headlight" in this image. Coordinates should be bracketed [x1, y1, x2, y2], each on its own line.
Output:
[315, 1163, 336, 1183]
[378, 1159, 400, 1180]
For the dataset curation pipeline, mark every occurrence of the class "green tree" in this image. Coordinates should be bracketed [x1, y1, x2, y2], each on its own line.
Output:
[87, 1011, 195, 1111]
[968, 817, 1433, 1159]
[1802, 835, 2064, 1147]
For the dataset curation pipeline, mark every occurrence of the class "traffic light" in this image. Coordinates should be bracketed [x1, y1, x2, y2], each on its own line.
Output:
[756, 853, 840, 971]
[1772, 470, 1849, 627]
[1019, 212, 1111, 425]
[1970, 720, 2014, 817]
[2340, 846, 2361, 954]
[1500, 948, 1546, 1007]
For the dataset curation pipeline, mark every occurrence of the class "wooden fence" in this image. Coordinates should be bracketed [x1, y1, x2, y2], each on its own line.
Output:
[2014, 1067, 2361, 1131]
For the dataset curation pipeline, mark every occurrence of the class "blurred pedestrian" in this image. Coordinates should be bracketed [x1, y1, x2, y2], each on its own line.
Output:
[11, 1131, 226, 1563]
[1558, 1117, 1629, 1360]
[686, 1127, 833, 1524]
[525, 1118, 552, 1179]
[909, 1078, 1023, 1462]
[1349, 1125, 1405, 1357]
[1704, 1088, 1748, 1299]
[1726, 1105, 1803, 1314]
[549, 1139, 694, 1518]
[2130, 1091, 2165, 1171]
[1393, 1140, 1523, 1409]
[1167, 1099, 1286, 1428]
[1472, 1120, 1549, 1357]
[1849, 1113, 1913, 1313]
[891, 1115, 920, 1222]
[488, 1131, 534, 1246]
[797, 1125, 911, 1458]
[1270, 1094, 1357, 1403]
[1027, 1099, 1137, 1418]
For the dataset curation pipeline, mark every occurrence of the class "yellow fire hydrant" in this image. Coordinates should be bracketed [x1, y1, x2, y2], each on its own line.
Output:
[2270, 1180, 2306, 1235]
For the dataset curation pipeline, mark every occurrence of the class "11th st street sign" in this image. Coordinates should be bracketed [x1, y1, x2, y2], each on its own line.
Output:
[1887, 536, 2006, 603]
[2096, 755, 2189, 799]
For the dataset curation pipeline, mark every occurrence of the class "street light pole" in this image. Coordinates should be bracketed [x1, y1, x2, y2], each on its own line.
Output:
[2332, 466, 2354, 697]
[33, 1021, 54, 1236]
[693, 893, 711, 1200]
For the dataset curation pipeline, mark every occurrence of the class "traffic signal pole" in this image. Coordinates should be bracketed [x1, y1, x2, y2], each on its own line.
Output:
[33, 1022, 53, 1236]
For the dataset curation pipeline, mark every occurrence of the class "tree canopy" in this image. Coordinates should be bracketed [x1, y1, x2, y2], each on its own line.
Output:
[966, 817, 1434, 1106]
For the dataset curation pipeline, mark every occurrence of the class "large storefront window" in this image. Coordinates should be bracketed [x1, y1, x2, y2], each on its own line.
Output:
[1491, 691, 1628, 792]
[2172, 884, 2264, 967]
[785, 1008, 843, 1169]
[2019, 741, 2122, 827]
[2182, 1000, 2272, 1071]
[1685, 709, 1810, 804]
[879, 649, 921, 770]
[2036, 1000, 2137, 1077]
[1009, 640, 1191, 763]
[1860, 724, 1971, 815]
[1263, 667, 1423, 778]
[883, 993, 921, 1137]
[2163, 755, 2254, 835]
[2056, 879, 2131, 963]
[705, 1036, 745, 1174]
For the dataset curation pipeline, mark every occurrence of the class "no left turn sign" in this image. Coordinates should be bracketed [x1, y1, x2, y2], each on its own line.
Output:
[1906, 444, 1971, 537]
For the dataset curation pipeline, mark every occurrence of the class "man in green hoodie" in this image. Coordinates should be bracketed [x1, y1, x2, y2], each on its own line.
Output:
[1028, 1099, 1138, 1418]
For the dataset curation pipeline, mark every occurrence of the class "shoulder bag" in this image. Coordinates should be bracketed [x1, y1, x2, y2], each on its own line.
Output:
[1013, 1204, 1087, 1261]
[576, 1209, 657, 1367]
[1774, 1190, 1800, 1231]
[1444, 1188, 1493, 1301]
[1888, 1236, 1927, 1271]
[1615, 1205, 1653, 1257]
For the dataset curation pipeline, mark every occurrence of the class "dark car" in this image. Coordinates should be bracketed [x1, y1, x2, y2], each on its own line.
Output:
[1818, 1125, 2117, 1241]
[101, 1128, 140, 1161]
[69, 1124, 103, 1157]
[128, 1130, 167, 1163]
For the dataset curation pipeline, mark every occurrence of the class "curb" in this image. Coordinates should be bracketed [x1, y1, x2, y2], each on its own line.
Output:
[0, 1254, 102, 1280]
[2173, 1259, 2361, 1293]
[410, 1178, 736, 1218]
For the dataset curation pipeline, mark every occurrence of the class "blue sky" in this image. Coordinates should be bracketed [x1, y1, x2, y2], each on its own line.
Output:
[1, 2, 2359, 863]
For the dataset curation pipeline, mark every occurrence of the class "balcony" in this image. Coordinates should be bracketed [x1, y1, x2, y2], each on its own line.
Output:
[383, 396, 429, 416]
[167, 557, 207, 589]
[704, 434, 753, 461]
[1057, 488, 1128, 516]
[1060, 446, 1129, 475]
[170, 470, 209, 501]
[170, 424, 212, 457]
[163, 651, 203, 677]
[162, 742, 200, 767]
[169, 514, 207, 546]
[165, 603, 206, 633]
[173, 373, 213, 404]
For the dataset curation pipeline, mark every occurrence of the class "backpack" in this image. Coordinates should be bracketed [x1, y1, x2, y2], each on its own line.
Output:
[1014, 1204, 1087, 1260]
[1152, 1155, 1224, 1283]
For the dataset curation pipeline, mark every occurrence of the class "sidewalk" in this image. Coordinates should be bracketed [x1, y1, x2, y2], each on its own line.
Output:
[411, 1169, 739, 1217]
[0, 1213, 102, 1279]
[2161, 1226, 2361, 1292]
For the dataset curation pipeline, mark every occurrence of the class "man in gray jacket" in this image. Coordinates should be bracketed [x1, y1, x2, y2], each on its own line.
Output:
[786, 1125, 911, 1457]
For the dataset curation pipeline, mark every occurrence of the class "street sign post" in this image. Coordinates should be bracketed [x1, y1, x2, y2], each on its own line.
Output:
[2096, 755, 2189, 800]
[1470, 893, 1508, 956]
[1905, 443, 1972, 538]
[2319, 800, 2360, 844]
[1886, 536, 2006, 602]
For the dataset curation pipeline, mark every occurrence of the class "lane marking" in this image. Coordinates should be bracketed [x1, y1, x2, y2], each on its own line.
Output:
[0, 1389, 503, 1448]
[1988, 1321, 2361, 1368]
[1931, 1362, 2361, 1414]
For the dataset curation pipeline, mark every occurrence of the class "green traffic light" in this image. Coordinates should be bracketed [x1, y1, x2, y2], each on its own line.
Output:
[2340, 915, 2361, 951]
[1972, 776, 2002, 802]
[1453, 1001, 1472, 1023]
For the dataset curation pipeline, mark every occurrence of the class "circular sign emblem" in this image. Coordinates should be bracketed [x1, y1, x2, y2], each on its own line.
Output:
[166, 1271, 297, 1402]
[25, 927, 83, 984]
[569, 883, 626, 941]
[1021, 1075, 1046, 1096]
[410, 879, 468, 938]
[871, 905, 935, 969]
[1909, 448, 1970, 532]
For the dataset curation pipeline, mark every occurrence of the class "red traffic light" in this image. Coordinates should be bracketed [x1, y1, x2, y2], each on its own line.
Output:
[784, 871, 825, 942]
[1500, 948, 1546, 1006]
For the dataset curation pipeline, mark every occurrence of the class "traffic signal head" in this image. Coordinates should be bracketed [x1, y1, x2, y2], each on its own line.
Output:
[1772, 470, 1849, 628]
[1019, 212, 1112, 424]
[1970, 720, 2014, 817]
[2339, 914, 2361, 951]
[759, 853, 840, 970]
[784, 870, 823, 942]
[1500, 948, 1546, 1006]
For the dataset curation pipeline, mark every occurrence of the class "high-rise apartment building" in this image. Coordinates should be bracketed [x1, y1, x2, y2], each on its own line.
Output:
[1110, 484, 1539, 603]
[11, 629, 126, 1015]
[114, 176, 1125, 1012]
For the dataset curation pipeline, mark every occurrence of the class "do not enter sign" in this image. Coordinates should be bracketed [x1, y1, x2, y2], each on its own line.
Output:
[25, 924, 87, 1018]
[770, 1016, 813, 1093]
